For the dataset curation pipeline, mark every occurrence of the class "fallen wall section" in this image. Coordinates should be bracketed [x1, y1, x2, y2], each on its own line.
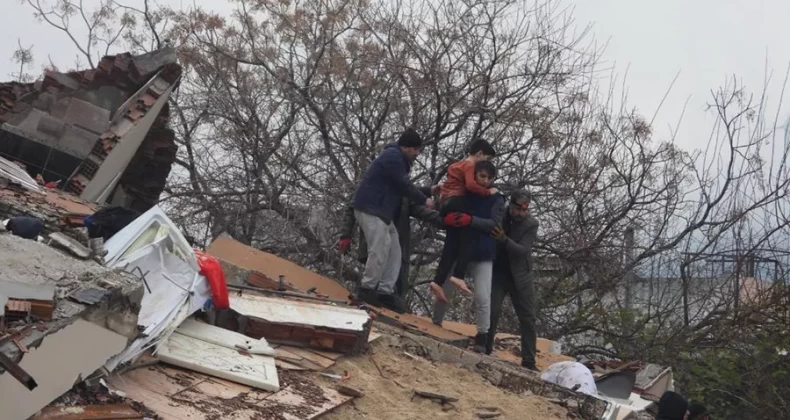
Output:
[0, 319, 128, 420]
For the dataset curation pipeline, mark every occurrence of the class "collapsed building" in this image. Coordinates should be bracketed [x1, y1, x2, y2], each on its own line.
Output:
[0, 47, 180, 212]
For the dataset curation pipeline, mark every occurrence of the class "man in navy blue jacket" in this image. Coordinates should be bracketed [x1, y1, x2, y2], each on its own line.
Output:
[351, 128, 434, 313]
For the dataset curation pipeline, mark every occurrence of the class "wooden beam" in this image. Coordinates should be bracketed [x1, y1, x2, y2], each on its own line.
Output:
[32, 404, 143, 420]
[0, 351, 37, 390]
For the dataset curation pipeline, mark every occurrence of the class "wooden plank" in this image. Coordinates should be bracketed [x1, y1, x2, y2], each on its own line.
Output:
[279, 345, 336, 370]
[115, 366, 203, 396]
[108, 369, 208, 420]
[32, 404, 142, 419]
[308, 349, 344, 361]
[176, 319, 275, 356]
[243, 317, 364, 354]
[0, 350, 37, 390]
[370, 306, 469, 348]
[261, 384, 353, 419]
[157, 332, 279, 392]
[275, 358, 309, 371]
[111, 364, 350, 420]
[192, 377, 272, 400]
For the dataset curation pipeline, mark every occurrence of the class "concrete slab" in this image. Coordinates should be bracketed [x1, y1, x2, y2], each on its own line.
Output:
[0, 319, 129, 420]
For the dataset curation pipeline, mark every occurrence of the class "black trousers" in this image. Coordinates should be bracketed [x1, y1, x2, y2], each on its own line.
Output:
[433, 196, 473, 285]
[488, 265, 537, 367]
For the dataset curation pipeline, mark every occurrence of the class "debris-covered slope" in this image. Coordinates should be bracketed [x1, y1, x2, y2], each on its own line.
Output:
[321, 334, 568, 420]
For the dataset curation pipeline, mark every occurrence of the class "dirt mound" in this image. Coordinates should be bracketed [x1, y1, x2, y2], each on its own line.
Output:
[319, 339, 567, 420]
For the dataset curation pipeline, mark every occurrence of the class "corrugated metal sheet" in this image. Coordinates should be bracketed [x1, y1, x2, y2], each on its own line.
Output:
[0, 155, 43, 193]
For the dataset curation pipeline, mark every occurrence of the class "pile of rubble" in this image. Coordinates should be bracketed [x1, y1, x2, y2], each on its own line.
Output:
[0, 154, 667, 420]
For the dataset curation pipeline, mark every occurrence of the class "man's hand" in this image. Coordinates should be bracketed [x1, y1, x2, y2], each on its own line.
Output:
[431, 184, 442, 196]
[338, 237, 352, 254]
[443, 212, 472, 227]
[425, 198, 435, 208]
[490, 225, 507, 242]
[489, 187, 499, 195]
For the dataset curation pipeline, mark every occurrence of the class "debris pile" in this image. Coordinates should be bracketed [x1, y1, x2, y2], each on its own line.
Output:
[0, 80, 666, 418]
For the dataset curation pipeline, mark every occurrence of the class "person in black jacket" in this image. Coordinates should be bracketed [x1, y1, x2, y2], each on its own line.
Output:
[348, 129, 434, 312]
[656, 391, 689, 420]
[486, 190, 540, 370]
[340, 186, 441, 301]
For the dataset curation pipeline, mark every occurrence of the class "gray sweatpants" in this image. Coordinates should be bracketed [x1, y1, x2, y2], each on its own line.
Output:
[355, 210, 401, 294]
[431, 260, 493, 334]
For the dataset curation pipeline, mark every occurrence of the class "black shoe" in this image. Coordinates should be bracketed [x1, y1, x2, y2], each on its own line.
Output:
[484, 332, 495, 355]
[378, 293, 407, 314]
[521, 360, 539, 372]
[472, 333, 487, 354]
[356, 288, 381, 307]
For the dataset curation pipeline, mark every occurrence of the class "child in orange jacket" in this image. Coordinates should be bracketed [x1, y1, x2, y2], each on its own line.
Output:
[429, 139, 497, 302]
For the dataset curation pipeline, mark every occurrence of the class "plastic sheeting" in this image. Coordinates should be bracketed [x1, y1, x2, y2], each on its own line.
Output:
[540, 361, 598, 396]
[102, 205, 210, 372]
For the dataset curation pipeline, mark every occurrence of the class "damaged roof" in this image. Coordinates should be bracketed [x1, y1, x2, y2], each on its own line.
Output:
[0, 48, 181, 212]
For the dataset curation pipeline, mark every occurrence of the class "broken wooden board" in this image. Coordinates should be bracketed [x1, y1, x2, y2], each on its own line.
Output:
[273, 344, 337, 371]
[368, 306, 470, 347]
[157, 332, 280, 392]
[275, 327, 377, 369]
[175, 318, 275, 356]
[232, 293, 371, 354]
[32, 404, 143, 419]
[206, 236, 351, 301]
[441, 321, 564, 354]
[108, 365, 353, 420]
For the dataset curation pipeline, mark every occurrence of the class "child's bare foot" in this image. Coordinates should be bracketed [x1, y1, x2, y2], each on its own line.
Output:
[449, 276, 472, 295]
[429, 282, 447, 303]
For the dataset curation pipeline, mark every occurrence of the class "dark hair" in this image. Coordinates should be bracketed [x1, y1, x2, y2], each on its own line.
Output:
[474, 160, 496, 179]
[397, 128, 423, 148]
[510, 189, 531, 206]
[468, 139, 496, 157]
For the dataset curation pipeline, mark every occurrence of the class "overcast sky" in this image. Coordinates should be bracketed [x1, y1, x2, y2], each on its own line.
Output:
[2, 0, 789, 154]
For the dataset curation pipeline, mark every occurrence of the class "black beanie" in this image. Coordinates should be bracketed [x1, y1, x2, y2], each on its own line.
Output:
[397, 128, 423, 148]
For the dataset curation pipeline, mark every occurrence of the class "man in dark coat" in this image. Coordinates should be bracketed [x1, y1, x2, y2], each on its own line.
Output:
[656, 391, 690, 420]
[340, 187, 441, 299]
[348, 129, 433, 312]
[486, 190, 540, 370]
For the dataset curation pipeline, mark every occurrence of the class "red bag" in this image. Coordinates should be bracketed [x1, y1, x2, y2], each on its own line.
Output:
[194, 250, 230, 310]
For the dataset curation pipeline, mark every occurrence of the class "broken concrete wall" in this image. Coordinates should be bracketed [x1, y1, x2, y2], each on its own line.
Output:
[0, 233, 143, 360]
[0, 233, 145, 420]
[0, 319, 128, 420]
[0, 47, 182, 212]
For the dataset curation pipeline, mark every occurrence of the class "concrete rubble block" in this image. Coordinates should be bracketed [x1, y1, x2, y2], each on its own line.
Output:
[0, 319, 129, 420]
[59, 125, 100, 159]
[0, 233, 144, 361]
[131, 47, 177, 78]
[0, 234, 145, 420]
[63, 98, 110, 134]
[36, 114, 65, 137]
